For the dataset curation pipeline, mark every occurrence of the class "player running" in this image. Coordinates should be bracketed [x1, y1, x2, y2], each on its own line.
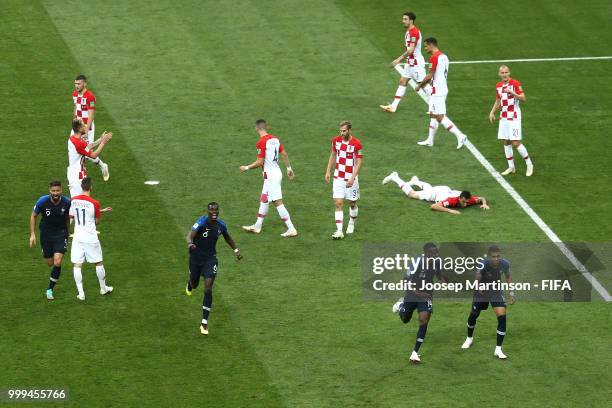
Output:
[325, 121, 363, 239]
[185, 202, 242, 335]
[382, 172, 489, 214]
[29, 180, 71, 300]
[69, 177, 113, 301]
[415, 38, 467, 149]
[489, 65, 534, 176]
[380, 12, 431, 113]
[67, 119, 112, 197]
[72, 74, 109, 179]
[461, 245, 516, 359]
[391, 243, 446, 364]
[240, 119, 297, 237]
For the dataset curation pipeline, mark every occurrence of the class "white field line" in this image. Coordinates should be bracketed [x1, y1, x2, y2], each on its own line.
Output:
[450, 56, 612, 64]
[401, 74, 611, 301]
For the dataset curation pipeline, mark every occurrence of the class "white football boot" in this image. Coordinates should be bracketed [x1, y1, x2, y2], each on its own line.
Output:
[501, 167, 516, 176]
[494, 346, 508, 359]
[409, 350, 421, 364]
[461, 337, 473, 349]
[242, 225, 262, 234]
[280, 228, 298, 237]
[382, 171, 398, 185]
[331, 230, 344, 240]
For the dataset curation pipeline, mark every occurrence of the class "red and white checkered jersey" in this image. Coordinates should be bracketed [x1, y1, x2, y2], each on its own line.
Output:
[72, 89, 96, 124]
[496, 79, 523, 121]
[256, 134, 284, 180]
[429, 51, 449, 96]
[405, 26, 424, 67]
[332, 135, 363, 181]
[70, 194, 101, 243]
[67, 136, 92, 180]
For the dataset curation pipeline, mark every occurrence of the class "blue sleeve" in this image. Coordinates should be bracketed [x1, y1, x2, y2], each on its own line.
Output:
[33, 195, 47, 214]
[501, 259, 510, 276]
[191, 216, 206, 231]
[477, 258, 490, 274]
[219, 220, 228, 235]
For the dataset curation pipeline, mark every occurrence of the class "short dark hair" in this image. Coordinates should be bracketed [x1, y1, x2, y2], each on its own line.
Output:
[339, 120, 352, 129]
[208, 202, 219, 210]
[460, 191, 471, 200]
[488, 245, 501, 255]
[49, 180, 62, 188]
[425, 37, 438, 46]
[72, 118, 83, 133]
[75, 74, 87, 81]
[255, 119, 267, 129]
[403, 11, 416, 21]
[81, 176, 92, 192]
[423, 242, 437, 252]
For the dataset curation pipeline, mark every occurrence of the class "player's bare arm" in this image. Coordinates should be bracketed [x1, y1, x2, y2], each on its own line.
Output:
[489, 99, 501, 123]
[392, 46, 412, 67]
[504, 270, 516, 304]
[430, 202, 460, 215]
[87, 133, 111, 159]
[86, 131, 111, 149]
[86, 108, 95, 133]
[505, 85, 526, 102]
[325, 150, 335, 183]
[280, 150, 294, 180]
[415, 72, 433, 92]
[186, 230, 197, 251]
[222, 233, 242, 260]
[240, 157, 263, 172]
[478, 197, 490, 210]
[347, 157, 362, 187]
[101, 207, 112, 213]
[29, 212, 38, 247]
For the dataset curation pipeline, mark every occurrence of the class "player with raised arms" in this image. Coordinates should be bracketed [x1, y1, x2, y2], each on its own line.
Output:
[29, 180, 71, 300]
[380, 11, 431, 113]
[415, 37, 467, 149]
[72, 74, 109, 180]
[461, 245, 516, 359]
[67, 118, 112, 197]
[325, 121, 363, 239]
[70, 177, 113, 301]
[383, 172, 489, 214]
[240, 119, 297, 237]
[489, 65, 534, 176]
[185, 202, 242, 335]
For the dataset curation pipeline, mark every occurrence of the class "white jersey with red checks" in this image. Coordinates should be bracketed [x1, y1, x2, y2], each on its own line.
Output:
[72, 89, 96, 125]
[496, 79, 523, 121]
[256, 134, 284, 181]
[429, 51, 449, 96]
[70, 195, 101, 244]
[332, 135, 363, 181]
[67, 136, 92, 180]
[405, 26, 424, 67]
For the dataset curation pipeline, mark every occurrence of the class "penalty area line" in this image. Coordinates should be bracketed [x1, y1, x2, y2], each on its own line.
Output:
[403, 77, 611, 302]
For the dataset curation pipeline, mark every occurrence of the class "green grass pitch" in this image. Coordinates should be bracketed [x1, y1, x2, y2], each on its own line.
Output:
[1, 0, 611, 406]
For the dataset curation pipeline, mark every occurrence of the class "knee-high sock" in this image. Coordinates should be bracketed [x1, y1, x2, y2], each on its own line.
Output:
[255, 201, 269, 228]
[427, 119, 439, 143]
[467, 311, 479, 337]
[440, 117, 463, 141]
[202, 290, 212, 324]
[95, 265, 107, 290]
[516, 144, 532, 166]
[73, 267, 84, 296]
[504, 145, 515, 168]
[335, 210, 343, 231]
[391, 85, 407, 109]
[414, 323, 428, 352]
[49, 265, 61, 290]
[348, 205, 358, 225]
[276, 204, 294, 230]
[496, 315, 507, 346]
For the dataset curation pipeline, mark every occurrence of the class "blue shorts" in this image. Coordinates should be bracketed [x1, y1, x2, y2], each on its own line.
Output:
[189, 256, 218, 280]
[472, 292, 506, 310]
[40, 233, 67, 258]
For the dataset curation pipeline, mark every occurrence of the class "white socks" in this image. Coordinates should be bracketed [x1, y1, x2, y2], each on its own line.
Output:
[73, 267, 84, 297]
[440, 117, 463, 141]
[391, 85, 407, 109]
[255, 201, 269, 228]
[426, 118, 439, 143]
[335, 211, 343, 231]
[504, 145, 515, 168]
[276, 204, 295, 230]
[348, 206, 358, 225]
[516, 144, 532, 166]
[96, 265, 107, 290]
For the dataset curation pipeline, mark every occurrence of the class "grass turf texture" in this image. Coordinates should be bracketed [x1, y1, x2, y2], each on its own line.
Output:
[1, 0, 611, 406]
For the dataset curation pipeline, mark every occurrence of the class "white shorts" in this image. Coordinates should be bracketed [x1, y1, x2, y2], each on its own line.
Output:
[416, 186, 459, 202]
[71, 240, 103, 264]
[428, 95, 447, 115]
[262, 178, 282, 202]
[401, 63, 426, 83]
[497, 119, 522, 140]
[67, 168, 83, 197]
[332, 178, 360, 201]
[70, 122, 95, 144]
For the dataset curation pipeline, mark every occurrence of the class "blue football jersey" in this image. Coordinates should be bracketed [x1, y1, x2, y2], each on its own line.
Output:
[33, 195, 71, 236]
[190, 216, 228, 258]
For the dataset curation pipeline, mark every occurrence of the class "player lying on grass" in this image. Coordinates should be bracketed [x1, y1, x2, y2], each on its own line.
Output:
[382, 172, 489, 214]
